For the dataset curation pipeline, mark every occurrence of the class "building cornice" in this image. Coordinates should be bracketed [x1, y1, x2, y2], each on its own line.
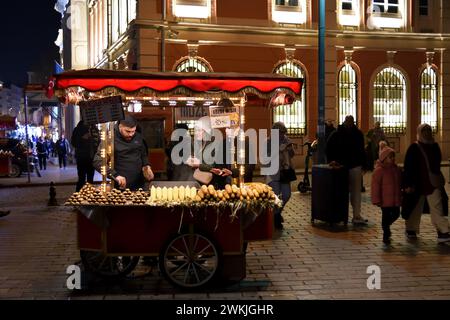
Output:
[134, 19, 450, 42]
[134, 19, 318, 38]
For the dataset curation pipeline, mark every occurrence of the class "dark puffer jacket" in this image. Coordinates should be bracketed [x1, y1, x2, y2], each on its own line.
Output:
[325, 124, 366, 169]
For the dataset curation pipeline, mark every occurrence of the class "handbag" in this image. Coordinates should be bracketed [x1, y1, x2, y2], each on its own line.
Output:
[416, 142, 445, 188]
[280, 167, 297, 183]
[193, 168, 213, 185]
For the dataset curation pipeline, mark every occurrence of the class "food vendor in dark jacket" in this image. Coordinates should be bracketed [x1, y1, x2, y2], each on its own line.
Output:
[93, 115, 154, 190]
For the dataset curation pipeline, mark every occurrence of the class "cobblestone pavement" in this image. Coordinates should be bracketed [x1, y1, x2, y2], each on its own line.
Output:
[1, 179, 450, 300]
[0, 163, 102, 188]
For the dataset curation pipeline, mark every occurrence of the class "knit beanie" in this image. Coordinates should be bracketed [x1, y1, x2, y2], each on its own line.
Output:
[379, 147, 395, 163]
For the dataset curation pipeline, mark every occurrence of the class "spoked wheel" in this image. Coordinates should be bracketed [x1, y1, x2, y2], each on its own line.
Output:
[80, 250, 140, 278]
[159, 233, 220, 289]
[9, 164, 21, 178]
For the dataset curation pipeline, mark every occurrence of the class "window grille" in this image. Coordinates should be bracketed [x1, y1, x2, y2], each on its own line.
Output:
[174, 57, 212, 131]
[373, 67, 407, 134]
[419, 0, 428, 16]
[373, 0, 399, 14]
[421, 67, 438, 132]
[174, 57, 212, 73]
[338, 63, 358, 125]
[273, 61, 306, 136]
[341, 0, 353, 11]
[275, 0, 299, 6]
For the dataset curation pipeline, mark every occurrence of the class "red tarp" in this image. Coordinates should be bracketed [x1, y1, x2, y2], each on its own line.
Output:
[52, 69, 303, 97]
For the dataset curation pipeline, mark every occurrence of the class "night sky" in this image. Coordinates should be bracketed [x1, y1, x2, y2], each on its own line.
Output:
[0, 1, 61, 87]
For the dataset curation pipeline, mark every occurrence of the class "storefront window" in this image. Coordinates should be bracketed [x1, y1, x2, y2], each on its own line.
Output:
[421, 67, 438, 132]
[338, 63, 358, 125]
[273, 61, 306, 136]
[373, 67, 407, 134]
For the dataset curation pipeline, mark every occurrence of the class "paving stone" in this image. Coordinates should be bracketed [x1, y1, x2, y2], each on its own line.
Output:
[1, 181, 450, 299]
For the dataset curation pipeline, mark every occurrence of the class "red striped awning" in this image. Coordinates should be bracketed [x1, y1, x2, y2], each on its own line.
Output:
[51, 69, 303, 99]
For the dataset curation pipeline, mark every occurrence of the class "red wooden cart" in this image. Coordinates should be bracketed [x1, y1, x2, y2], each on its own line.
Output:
[53, 69, 302, 288]
[76, 203, 273, 288]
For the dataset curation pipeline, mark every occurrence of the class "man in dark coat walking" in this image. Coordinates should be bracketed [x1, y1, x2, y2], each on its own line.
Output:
[326, 115, 367, 224]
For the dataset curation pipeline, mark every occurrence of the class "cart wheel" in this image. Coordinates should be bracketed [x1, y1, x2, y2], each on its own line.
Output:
[159, 233, 219, 289]
[80, 250, 140, 278]
[9, 164, 21, 178]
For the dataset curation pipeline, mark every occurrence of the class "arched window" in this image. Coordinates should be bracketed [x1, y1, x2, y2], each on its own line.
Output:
[373, 67, 407, 134]
[338, 63, 358, 125]
[273, 60, 306, 136]
[174, 56, 213, 73]
[420, 67, 438, 132]
[174, 57, 213, 131]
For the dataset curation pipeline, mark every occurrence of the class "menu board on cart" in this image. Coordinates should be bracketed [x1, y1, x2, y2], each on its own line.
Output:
[79, 96, 125, 125]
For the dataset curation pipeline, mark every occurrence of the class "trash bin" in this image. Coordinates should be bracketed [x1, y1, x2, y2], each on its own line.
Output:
[311, 164, 349, 225]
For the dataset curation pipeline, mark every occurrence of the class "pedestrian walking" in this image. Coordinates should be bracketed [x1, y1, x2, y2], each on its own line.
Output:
[36, 136, 48, 170]
[55, 134, 70, 169]
[326, 115, 368, 225]
[371, 147, 402, 245]
[265, 122, 296, 230]
[402, 124, 450, 243]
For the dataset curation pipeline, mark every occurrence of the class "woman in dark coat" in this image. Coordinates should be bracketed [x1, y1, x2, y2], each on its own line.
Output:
[402, 124, 450, 243]
[188, 116, 239, 190]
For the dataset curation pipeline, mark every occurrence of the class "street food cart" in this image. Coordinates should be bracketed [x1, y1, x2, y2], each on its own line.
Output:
[52, 69, 302, 288]
[0, 116, 17, 176]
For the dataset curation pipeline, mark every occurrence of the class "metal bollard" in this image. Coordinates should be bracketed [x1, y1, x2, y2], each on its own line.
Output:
[48, 181, 58, 206]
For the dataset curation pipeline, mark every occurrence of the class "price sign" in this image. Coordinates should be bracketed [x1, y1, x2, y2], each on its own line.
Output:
[79, 96, 125, 125]
[209, 105, 240, 129]
[211, 116, 231, 129]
